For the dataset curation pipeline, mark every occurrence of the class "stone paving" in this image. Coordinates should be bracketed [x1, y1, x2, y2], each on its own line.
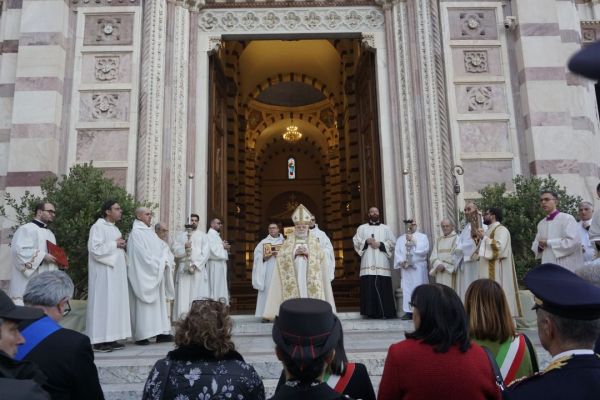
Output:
[96, 313, 551, 399]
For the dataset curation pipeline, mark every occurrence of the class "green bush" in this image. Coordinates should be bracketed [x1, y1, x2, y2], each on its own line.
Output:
[475, 175, 581, 285]
[0, 164, 152, 298]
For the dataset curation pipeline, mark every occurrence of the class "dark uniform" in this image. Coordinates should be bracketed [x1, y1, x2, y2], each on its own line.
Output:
[505, 263, 600, 400]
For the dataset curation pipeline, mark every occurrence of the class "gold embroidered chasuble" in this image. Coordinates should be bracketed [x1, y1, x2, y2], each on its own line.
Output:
[262, 232, 336, 320]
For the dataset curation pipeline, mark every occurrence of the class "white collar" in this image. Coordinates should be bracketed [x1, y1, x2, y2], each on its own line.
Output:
[550, 349, 594, 363]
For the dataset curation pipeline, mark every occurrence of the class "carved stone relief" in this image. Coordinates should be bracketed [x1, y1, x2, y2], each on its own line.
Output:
[466, 86, 492, 111]
[463, 50, 487, 73]
[72, 0, 140, 6]
[79, 92, 130, 122]
[95, 56, 120, 81]
[84, 14, 134, 46]
[199, 8, 385, 33]
[448, 9, 497, 40]
[582, 28, 597, 43]
[456, 84, 506, 113]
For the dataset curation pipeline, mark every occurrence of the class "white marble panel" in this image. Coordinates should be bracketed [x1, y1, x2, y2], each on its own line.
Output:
[462, 159, 513, 193]
[455, 84, 507, 114]
[6, 137, 59, 171]
[519, 37, 563, 67]
[450, 47, 503, 77]
[15, 46, 67, 78]
[20, 1, 69, 33]
[2, 9, 22, 40]
[520, 81, 569, 112]
[515, 0, 561, 24]
[0, 53, 18, 84]
[76, 129, 129, 161]
[12, 91, 62, 124]
[0, 98, 13, 127]
[458, 121, 510, 153]
[81, 53, 132, 84]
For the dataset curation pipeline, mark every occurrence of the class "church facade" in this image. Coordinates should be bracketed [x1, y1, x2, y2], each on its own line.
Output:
[1, 0, 599, 295]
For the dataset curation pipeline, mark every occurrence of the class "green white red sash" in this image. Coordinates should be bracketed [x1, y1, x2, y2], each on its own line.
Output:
[496, 335, 526, 384]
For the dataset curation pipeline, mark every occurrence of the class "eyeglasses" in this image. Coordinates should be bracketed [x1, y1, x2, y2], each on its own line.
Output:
[540, 197, 556, 202]
[43, 209, 56, 214]
[408, 301, 416, 310]
[60, 299, 71, 317]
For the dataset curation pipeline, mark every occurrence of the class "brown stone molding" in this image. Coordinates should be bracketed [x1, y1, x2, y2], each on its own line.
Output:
[559, 29, 580, 44]
[6, 171, 57, 187]
[0, 40, 19, 54]
[10, 124, 59, 139]
[15, 77, 64, 94]
[529, 159, 579, 175]
[6, 0, 22, 9]
[0, 84, 15, 98]
[523, 112, 570, 129]
[517, 67, 565, 85]
[0, 129, 10, 142]
[517, 23, 560, 37]
[572, 116, 595, 132]
[71, 0, 140, 6]
[565, 72, 589, 87]
[202, 0, 378, 9]
[19, 32, 68, 49]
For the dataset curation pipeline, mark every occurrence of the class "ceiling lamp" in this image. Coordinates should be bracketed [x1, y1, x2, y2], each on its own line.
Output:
[282, 124, 302, 143]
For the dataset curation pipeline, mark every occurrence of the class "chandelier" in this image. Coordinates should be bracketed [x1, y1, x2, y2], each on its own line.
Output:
[282, 125, 302, 143]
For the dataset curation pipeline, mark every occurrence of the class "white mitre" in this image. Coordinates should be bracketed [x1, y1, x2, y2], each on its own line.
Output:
[291, 204, 312, 226]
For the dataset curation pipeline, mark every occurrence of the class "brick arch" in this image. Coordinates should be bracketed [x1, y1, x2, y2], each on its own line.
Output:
[255, 138, 327, 177]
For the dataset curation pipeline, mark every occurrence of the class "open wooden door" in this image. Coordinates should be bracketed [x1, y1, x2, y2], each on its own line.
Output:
[356, 50, 383, 217]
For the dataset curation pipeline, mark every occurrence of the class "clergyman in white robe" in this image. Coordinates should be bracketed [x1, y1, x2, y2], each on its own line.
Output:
[252, 233, 284, 317]
[10, 220, 59, 302]
[454, 218, 487, 301]
[589, 208, 600, 265]
[127, 218, 172, 341]
[309, 222, 336, 281]
[207, 227, 229, 304]
[394, 229, 429, 315]
[532, 211, 583, 272]
[429, 230, 459, 291]
[172, 229, 210, 319]
[86, 218, 131, 345]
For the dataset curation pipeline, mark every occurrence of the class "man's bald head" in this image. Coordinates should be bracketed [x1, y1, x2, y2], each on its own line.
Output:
[135, 207, 152, 227]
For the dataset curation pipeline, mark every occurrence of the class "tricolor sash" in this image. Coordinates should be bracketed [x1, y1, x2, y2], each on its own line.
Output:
[325, 362, 356, 393]
[15, 316, 61, 360]
[496, 335, 526, 385]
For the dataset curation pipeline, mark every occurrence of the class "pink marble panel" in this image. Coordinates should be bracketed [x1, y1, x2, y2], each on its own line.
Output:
[100, 167, 127, 188]
[456, 84, 506, 114]
[79, 91, 130, 122]
[451, 47, 502, 77]
[83, 14, 134, 46]
[81, 53, 132, 84]
[529, 159, 579, 175]
[458, 121, 510, 153]
[76, 129, 129, 162]
[6, 171, 56, 187]
[448, 9, 498, 40]
[462, 159, 513, 193]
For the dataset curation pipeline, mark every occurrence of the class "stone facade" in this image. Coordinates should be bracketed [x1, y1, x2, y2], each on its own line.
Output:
[1, 0, 599, 285]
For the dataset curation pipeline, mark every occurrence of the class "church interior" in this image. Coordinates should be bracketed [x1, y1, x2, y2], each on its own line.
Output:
[207, 37, 384, 311]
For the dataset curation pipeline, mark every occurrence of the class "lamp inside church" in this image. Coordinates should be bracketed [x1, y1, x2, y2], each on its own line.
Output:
[282, 124, 302, 143]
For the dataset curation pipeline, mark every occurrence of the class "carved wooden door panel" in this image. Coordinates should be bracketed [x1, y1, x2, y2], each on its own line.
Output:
[355, 50, 383, 216]
[207, 55, 228, 226]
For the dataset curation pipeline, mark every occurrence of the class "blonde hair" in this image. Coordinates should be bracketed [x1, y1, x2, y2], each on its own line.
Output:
[465, 279, 515, 343]
[174, 299, 235, 358]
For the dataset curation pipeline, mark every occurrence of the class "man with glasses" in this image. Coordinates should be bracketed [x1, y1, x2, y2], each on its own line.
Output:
[10, 202, 60, 304]
[17, 270, 104, 399]
[532, 190, 583, 271]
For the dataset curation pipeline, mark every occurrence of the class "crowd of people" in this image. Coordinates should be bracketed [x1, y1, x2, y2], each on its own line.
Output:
[1, 183, 600, 399]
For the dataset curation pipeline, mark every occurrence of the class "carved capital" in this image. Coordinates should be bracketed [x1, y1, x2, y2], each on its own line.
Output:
[208, 36, 223, 53]
[361, 32, 376, 49]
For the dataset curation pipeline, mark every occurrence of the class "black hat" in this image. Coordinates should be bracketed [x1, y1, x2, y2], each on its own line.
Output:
[272, 298, 341, 363]
[568, 40, 600, 81]
[0, 290, 44, 322]
[525, 263, 600, 320]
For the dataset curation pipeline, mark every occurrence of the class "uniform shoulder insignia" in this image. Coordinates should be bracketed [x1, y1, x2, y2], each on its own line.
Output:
[543, 354, 572, 373]
[506, 371, 543, 388]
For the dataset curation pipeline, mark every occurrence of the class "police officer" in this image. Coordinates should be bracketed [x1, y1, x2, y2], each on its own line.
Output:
[506, 263, 600, 400]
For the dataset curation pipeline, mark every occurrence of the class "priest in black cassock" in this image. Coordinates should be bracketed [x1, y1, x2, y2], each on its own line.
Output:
[353, 207, 397, 318]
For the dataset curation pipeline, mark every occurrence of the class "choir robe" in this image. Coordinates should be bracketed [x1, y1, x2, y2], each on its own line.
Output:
[477, 222, 522, 318]
[127, 220, 172, 341]
[579, 220, 596, 265]
[9, 220, 59, 302]
[206, 228, 229, 304]
[454, 221, 487, 301]
[262, 232, 336, 320]
[86, 218, 131, 344]
[532, 212, 583, 272]
[252, 234, 284, 317]
[353, 222, 397, 318]
[394, 232, 429, 313]
[429, 232, 459, 291]
[309, 225, 336, 281]
[589, 210, 600, 260]
[172, 229, 210, 319]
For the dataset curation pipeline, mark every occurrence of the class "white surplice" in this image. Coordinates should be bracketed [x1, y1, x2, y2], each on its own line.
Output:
[252, 234, 284, 317]
[532, 212, 583, 272]
[429, 232, 459, 291]
[579, 220, 596, 264]
[310, 225, 336, 281]
[394, 231, 429, 313]
[172, 230, 210, 319]
[353, 223, 396, 278]
[9, 220, 59, 301]
[86, 218, 131, 344]
[127, 220, 171, 341]
[454, 221, 487, 301]
[206, 228, 229, 304]
[477, 222, 522, 317]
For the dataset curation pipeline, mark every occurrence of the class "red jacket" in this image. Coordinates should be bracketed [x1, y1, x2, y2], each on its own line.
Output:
[378, 339, 501, 400]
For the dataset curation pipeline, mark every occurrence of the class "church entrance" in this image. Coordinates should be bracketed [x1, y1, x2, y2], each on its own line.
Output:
[206, 38, 384, 313]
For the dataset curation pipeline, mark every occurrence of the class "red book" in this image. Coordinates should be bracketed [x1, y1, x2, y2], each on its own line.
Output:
[46, 241, 69, 269]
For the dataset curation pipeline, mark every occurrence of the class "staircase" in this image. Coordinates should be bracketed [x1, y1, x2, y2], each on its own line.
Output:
[96, 313, 550, 399]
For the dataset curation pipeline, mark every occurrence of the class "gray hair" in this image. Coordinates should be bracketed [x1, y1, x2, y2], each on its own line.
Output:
[579, 201, 594, 209]
[540, 308, 600, 346]
[155, 222, 162, 232]
[23, 270, 74, 307]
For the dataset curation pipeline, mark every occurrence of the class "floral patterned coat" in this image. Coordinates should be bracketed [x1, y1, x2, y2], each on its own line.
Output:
[142, 345, 265, 400]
